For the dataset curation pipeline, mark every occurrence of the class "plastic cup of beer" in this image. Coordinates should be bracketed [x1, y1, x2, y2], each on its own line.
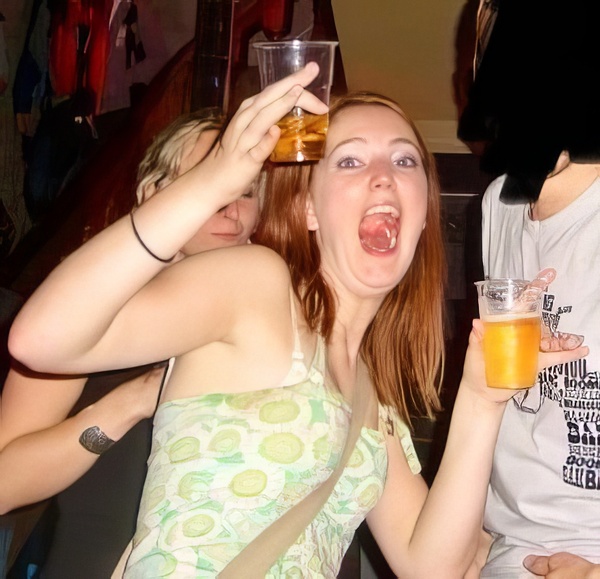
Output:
[475, 278, 542, 389]
[253, 40, 338, 162]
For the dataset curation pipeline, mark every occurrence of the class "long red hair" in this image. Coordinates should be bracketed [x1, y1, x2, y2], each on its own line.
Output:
[254, 92, 446, 423]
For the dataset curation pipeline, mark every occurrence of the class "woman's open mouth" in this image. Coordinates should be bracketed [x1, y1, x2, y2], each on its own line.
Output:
[358, 206, 400, 252]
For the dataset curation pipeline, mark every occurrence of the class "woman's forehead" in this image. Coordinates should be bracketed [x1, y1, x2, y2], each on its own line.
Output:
[326, 104, 419, 150]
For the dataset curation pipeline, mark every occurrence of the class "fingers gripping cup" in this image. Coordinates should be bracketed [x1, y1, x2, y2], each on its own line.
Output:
[253, 40, 338, 162]
[475, 278, 543, 389]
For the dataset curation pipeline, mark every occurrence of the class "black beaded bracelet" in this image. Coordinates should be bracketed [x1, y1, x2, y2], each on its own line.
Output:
[130, 211, 175, 263]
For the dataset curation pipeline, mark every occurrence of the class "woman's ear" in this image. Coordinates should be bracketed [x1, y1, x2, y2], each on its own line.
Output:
[306, 197, 319, 231]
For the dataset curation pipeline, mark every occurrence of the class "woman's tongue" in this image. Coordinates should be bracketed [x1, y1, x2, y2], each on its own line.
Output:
[358, 213, 398, 252]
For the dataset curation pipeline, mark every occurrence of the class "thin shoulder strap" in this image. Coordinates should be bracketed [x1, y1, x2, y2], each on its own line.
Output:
[288, 286, 303, 355]
[219, 362, 375, 578]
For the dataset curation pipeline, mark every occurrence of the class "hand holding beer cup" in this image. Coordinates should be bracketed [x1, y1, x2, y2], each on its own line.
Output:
[253, 40, 338, 162]
[476, 269, 588, 390]
[476, 277, 542, 389]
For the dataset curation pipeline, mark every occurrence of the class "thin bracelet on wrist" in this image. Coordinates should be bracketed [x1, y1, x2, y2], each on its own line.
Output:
[130, 211, 176, 263]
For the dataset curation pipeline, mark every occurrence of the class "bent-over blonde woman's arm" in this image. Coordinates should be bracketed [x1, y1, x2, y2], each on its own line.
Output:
[0, 364, 163, 513]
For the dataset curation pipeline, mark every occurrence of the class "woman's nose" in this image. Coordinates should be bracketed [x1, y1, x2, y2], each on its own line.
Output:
[370, 166, 395, 189]
[223, 200, 240, 219]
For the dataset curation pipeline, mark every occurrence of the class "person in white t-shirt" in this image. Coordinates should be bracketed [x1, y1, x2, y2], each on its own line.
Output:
[479, 151, 600, 578]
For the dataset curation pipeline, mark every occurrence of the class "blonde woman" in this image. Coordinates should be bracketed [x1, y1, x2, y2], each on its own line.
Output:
[0, 108, 261, 577]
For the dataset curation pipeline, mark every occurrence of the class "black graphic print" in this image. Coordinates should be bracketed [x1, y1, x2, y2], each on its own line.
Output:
[536, 294, 600, 490]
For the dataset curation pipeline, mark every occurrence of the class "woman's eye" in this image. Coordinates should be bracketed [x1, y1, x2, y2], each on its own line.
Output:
[337, 156, 362, 168]
[241, 191, 254, 199]
[394, 155, 418, 168]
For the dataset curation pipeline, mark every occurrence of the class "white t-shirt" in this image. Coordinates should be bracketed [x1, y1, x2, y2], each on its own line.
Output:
[481, 174, 600, 577]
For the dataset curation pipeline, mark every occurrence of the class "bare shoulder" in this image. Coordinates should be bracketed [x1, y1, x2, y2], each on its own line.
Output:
[106, 244, 293, 373]
[159, 245, 296, 398]
[141, 243, 292, 344]
[208, 244, 290, 278]
[164, 244, 291, 302]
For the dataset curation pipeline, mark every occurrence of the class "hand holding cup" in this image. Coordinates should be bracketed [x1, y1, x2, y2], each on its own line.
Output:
[195, 63, 329, 212]
[254, 40, 338, 162]
[475, 268, 587, 390]
[475, 277, 543, 389]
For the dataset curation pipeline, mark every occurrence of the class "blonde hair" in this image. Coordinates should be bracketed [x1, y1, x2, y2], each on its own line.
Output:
[135, 108, 267, 210]
[136, 108, 224, 205]
[255, 92, 446, 425]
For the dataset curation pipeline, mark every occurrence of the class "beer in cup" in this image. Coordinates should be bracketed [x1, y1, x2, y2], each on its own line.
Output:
[253, 40, 338, 163]
[475, 278, 542, 389]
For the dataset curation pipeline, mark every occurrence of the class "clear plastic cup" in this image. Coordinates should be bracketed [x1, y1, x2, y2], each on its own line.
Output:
[475, 278, 542, 389]
[253, 40, 338, 162]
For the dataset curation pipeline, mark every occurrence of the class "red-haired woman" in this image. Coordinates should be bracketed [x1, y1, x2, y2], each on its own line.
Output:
[9, 64, 585, 577]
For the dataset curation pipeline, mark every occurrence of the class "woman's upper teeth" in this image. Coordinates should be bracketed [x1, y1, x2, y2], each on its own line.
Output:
[364, 205, 399, 218]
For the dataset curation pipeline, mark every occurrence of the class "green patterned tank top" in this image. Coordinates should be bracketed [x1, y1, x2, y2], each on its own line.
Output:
[124, 339, 420, 578]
